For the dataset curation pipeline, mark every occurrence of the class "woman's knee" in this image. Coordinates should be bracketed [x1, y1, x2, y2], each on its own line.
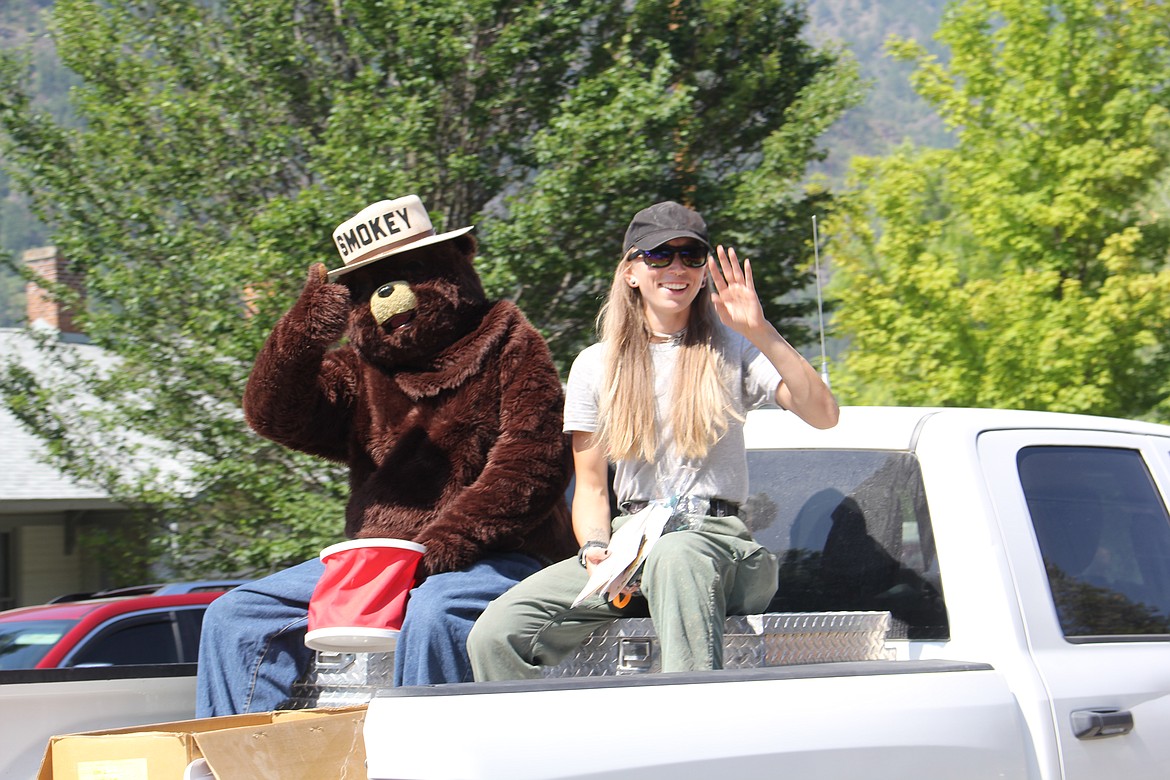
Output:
[642, 534, 725, 595]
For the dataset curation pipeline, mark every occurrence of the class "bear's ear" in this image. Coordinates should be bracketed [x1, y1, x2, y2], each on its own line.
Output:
[453, 232, 478, 258]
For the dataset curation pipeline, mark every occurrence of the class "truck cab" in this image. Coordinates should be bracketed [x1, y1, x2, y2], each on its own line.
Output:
[741, 406, 1170, 780]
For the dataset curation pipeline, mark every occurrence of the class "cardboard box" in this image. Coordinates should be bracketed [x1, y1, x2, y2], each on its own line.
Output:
[37, 705, 367, 780]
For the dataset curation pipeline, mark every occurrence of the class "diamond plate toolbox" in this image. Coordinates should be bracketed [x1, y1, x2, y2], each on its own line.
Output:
[290, 650, 396, 709]
[543, 611, 891, 677]
[289, 610, 892, 707]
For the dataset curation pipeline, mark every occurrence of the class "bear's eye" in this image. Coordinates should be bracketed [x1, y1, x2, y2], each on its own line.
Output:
[376, 284, 395, 298]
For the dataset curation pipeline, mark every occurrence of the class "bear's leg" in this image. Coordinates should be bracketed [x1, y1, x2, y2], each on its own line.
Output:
[394, 552, 542, 686]
[196, 558, 323, 716]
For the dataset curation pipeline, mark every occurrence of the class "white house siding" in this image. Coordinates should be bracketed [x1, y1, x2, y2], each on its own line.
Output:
[16, 522, 84, 605]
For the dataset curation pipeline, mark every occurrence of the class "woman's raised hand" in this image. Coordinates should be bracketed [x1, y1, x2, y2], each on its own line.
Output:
[708, 245, 766, 337]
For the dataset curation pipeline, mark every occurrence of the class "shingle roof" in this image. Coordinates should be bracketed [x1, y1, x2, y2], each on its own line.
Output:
[0, 327, 117, 510]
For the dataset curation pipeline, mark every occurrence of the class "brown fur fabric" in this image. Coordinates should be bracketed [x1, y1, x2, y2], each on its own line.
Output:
[243, 235, 574, 577]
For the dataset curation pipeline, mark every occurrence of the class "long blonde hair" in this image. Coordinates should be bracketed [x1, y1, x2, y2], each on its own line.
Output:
[595, 252, 741, 463]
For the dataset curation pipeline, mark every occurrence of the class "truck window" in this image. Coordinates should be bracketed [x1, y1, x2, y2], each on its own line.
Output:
[745, 450, 947, 640]
[1018, 446, 1170, 640]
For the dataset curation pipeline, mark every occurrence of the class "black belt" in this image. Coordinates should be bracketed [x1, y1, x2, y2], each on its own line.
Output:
[619, 498, 740, 517]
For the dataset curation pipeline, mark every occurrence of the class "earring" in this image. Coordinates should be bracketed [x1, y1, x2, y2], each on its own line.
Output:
[629, 279, 638, 287]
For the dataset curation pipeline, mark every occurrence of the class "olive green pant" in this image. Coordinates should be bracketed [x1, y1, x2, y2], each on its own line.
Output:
[468, 514, 779, 680]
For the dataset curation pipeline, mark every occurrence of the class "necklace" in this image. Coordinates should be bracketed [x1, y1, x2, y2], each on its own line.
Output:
[650, 327, 687, 344]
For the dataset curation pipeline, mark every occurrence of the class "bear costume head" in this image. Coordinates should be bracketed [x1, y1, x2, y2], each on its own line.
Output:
[330, 195, 489, 368]
[243, 195, 574, 577]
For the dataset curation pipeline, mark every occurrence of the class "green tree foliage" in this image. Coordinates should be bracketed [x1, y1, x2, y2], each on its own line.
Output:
[828, 0, 1170, 419]
[0, 0, 861, 575]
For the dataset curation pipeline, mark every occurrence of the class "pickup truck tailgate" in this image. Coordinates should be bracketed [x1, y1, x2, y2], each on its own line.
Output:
[365, 659, 1030, 780]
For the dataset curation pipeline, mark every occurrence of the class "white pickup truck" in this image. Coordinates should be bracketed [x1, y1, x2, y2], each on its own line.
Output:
[363, 405, 1170, 780]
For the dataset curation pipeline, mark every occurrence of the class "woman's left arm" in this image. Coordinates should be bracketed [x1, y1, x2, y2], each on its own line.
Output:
[708, 245, 840, 430]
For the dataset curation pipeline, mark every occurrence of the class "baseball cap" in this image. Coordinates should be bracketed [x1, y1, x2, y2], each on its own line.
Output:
[622, 201, 711, 254]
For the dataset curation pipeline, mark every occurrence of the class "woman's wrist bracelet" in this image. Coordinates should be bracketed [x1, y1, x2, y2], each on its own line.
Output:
[577, 540, 608, 567]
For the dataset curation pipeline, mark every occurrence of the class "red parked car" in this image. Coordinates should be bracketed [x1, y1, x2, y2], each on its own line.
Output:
[0, 581, 246, 670]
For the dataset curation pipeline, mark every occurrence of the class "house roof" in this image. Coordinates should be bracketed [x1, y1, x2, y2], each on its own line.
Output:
[0, 327, 119, 512]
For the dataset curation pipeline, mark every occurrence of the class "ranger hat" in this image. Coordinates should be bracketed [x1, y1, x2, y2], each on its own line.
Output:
[328, 195, 474, 279]
[622, 201, 711, 255]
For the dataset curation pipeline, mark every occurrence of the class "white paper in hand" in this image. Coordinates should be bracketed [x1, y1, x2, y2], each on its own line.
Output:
[572, 514, 644, 607]
[571, 502, 675, 607]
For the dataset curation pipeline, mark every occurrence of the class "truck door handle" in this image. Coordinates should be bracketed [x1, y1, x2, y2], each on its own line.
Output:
[1071, 709, 1134, 739]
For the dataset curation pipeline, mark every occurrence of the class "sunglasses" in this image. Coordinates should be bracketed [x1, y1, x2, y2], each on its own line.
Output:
[633, 245, 709, 268]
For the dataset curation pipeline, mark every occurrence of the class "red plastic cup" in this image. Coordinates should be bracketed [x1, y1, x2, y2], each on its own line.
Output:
[305, 538, 427, 653]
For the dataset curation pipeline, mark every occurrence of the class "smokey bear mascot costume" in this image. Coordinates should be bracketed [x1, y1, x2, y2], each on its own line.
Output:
[197, 195, 573, 716]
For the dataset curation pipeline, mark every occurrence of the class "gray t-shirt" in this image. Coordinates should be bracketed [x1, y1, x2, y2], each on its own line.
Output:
[563, 326, 781, 505]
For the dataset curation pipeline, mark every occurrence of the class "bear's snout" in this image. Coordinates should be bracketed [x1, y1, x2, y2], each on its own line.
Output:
[371, 281, 417, 330]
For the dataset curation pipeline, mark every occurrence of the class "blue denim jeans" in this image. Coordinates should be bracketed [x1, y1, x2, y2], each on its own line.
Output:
[196, 552, 542, 717]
